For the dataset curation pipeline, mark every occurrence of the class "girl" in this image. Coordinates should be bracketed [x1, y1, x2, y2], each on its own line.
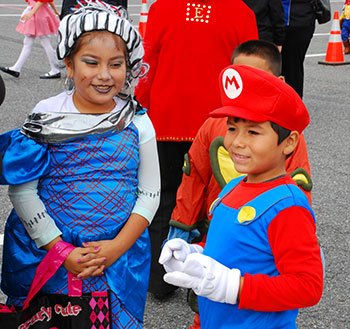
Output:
[0, 0, 60, 79]
[0, 1, 160, 328]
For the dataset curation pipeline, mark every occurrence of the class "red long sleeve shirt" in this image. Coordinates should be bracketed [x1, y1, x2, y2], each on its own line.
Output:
[135, 0, 258, 141]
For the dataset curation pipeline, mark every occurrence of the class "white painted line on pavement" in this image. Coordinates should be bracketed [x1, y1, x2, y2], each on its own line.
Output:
[0, 234, 3, 246]
[306, 53, 327, 58]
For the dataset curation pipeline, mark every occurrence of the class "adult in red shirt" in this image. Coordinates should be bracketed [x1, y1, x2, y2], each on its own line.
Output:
[135, 0, 258, 299]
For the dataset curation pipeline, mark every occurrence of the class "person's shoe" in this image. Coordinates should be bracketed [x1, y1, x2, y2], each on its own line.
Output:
[40, 72, 61, 79]
[343, 40, 350, 54]
[151, 289, 176, 301]
[0, 66, 20, 78]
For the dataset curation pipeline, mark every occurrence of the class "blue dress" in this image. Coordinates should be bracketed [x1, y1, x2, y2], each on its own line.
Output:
[0, 109, 151, 328]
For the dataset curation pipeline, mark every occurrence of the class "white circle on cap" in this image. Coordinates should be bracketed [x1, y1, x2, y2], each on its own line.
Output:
[222, 68, 243, 99]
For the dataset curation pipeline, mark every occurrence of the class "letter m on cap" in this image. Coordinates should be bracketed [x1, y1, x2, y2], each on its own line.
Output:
[225, 75, 240, 90]
[222, 68, 243, 99]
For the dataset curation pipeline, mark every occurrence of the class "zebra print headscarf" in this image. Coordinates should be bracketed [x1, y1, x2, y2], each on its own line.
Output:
[57, 0, 147, 98]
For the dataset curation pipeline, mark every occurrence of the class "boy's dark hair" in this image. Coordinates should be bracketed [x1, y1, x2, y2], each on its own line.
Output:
[231, 40, 282, 77]
[233, 117, 291, 146]
[270, 121, 293, 158]
[270, 122, 291, 145]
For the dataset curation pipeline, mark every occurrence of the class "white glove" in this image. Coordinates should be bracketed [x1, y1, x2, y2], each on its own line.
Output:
[163, 253, 241, 304]
[159, 238, 203, 273]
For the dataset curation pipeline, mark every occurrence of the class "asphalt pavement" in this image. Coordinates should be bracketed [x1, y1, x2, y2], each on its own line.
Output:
[0, 1, 349, 328]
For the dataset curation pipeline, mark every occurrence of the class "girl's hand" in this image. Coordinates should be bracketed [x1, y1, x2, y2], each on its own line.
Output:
[82, 240, 121, 269]
[82, 214, 149, 269]
[63, 246, 107, 280]
[21, 13, 32, 22]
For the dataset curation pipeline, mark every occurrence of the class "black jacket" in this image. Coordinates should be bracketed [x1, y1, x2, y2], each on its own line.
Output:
[282, 0, 316, 27]
[243, 0, 286, 45]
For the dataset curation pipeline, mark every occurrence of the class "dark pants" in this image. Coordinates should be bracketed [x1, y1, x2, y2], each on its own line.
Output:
[60, 0, 128, 18]
[282, 23, 315, 99]
[148, 141, 192, 296]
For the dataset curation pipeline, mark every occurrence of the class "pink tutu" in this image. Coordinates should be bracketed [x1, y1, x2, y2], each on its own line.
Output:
[16, 0, 59, 37]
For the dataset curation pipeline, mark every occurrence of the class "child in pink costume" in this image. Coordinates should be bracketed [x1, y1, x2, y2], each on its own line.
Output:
[0, 0, 60, 79]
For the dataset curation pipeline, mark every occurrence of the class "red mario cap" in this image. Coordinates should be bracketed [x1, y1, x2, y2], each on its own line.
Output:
[210, 65, 309, 133]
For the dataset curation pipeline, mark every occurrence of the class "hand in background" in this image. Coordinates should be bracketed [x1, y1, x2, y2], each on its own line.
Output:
[21, 13, 32, 22]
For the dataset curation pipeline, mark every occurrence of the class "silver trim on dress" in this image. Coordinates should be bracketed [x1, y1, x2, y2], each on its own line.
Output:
[21, 100, 135, 143]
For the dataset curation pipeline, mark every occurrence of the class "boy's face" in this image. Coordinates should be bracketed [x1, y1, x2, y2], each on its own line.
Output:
[233, 54, 273, 75]
[224, 118, 297, 183]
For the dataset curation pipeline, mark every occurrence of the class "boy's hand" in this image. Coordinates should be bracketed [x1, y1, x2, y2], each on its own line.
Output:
[164, 253, 241, 305]
[63, 246, 106, 280]
[159, 238, 203, 273]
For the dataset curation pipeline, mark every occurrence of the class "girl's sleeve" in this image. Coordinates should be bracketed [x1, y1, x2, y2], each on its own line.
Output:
[0, 129, 51, 185]
[9, 180, 62, 248]
[239, 206, 323, 311]
[0, 129, 58, 247]
[132, 113, 160, 224]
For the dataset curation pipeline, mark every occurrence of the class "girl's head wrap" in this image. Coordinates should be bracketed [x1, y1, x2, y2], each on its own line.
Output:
[57, 0, 147, 98]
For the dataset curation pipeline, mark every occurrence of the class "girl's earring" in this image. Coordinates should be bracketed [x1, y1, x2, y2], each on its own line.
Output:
[65, 77, 74, 92]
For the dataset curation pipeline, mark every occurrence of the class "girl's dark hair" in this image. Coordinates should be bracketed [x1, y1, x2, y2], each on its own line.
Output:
[66, 30, 127, 61]
[231, 40, 282, 77]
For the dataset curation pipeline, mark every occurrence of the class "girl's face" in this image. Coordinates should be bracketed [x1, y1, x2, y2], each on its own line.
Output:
[65, 31, 127, 114]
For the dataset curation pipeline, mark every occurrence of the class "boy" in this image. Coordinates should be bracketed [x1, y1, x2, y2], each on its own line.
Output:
[160, 65, 323, 328]
[169, 40, 312, 245]
[135, 0, 258, 300]
[340, 0, 350, 54]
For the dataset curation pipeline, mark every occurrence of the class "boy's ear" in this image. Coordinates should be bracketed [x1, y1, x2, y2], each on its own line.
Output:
[64, 58, 73, 78]
[283, 131, 299, 156]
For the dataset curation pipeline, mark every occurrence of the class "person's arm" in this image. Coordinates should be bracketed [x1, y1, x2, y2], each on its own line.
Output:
[169, 132, 215, 240]
[131, 136, 160, 224]
[48, 1, 60, 16]
[239, 206, 323, 311]
[237, 3, 259, 44]
[134, 2, 162, 110]
[162, 206, 323, 308]
[285, 133, 312, 205]
[268, 0, 286, 48]
[8, 180, 106, 279]
[83, 112, 161, 268]
[82, 213, 149, 270]
[21, 1, 45, 21]
[8, 180, 62, 248]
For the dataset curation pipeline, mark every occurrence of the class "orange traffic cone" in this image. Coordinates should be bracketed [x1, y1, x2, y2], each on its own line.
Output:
[319, 11, 350, 65]
[138, 0, 148, 39]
